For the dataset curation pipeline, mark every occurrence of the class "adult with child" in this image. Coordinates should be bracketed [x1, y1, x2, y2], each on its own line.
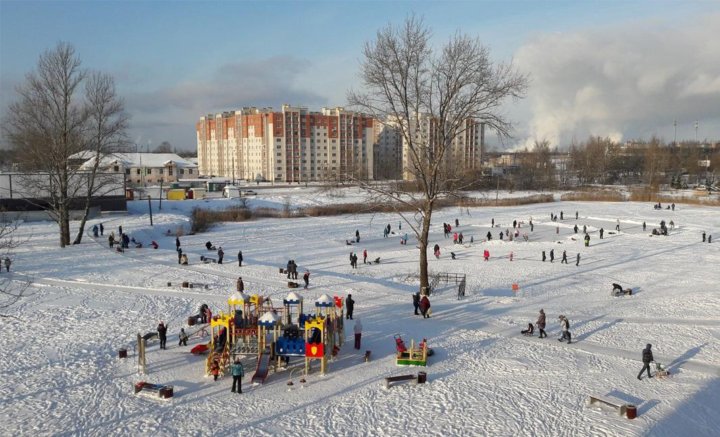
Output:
[521, 323, 534, 336]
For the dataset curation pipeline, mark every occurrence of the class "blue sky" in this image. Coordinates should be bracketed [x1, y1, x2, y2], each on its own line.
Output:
[2, 0, 719, 150]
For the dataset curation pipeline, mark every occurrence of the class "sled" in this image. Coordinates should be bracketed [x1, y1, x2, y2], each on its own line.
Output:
[191, 344, 210, 355]
[655, 362, 670, 379]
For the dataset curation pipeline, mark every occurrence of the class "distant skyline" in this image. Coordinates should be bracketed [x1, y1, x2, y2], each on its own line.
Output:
[2, 0, 719, 151]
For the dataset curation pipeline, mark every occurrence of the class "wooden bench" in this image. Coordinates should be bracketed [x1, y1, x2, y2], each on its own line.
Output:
[134, 382, 174, 399]
[588, 394, 628, 416]
[384, 374, 417, 389]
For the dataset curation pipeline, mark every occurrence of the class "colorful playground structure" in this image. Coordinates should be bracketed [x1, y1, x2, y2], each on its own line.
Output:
[395, 334, 432, 366]
[194, 290, 346, 384]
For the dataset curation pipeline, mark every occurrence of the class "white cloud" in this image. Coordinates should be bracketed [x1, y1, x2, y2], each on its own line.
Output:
[514, 13, 720, 148]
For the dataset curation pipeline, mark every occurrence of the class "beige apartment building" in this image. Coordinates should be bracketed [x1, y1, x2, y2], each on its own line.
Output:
[196, 105, 377, 183]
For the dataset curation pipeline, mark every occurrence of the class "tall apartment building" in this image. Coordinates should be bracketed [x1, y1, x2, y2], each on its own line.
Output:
[383, 115, 483, 180]
[196, 105, 376, 183]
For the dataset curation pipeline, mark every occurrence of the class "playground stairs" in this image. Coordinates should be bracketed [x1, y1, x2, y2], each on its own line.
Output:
[231, 336, 259, 355]
[206, 341, 231, 376]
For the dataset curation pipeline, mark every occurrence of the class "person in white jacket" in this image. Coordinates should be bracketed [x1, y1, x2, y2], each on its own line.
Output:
[558, 315, 571, 344]
[353, 319, 363, 350]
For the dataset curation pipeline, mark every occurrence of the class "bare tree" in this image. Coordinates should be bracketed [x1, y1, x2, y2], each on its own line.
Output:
[153, 141, 173, 153]
[2, 42, 128, 247]
[348, 17, 527, 293]
[72, 72, 129, 244]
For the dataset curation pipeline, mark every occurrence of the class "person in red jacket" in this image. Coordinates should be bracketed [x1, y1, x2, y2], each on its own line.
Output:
[483, 249, 490, 261]
[363, 249, 368, 264]
[419, 294, 431, 318]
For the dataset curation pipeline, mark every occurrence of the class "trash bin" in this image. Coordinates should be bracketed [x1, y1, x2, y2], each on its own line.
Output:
[187, 316, 196, 326]
[159, 386, 174, 399]
[118, 348, 128, 359]
[417, 371, 427, 384]
[626, 404, 637, 419]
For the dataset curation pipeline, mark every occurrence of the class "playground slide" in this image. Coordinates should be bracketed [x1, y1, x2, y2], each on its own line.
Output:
[251, 350, 271, 384]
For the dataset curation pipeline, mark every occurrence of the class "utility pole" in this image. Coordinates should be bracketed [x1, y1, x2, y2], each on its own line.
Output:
[159, 180, 163, 211]
[695, 121, 699, 143]
[673, 120, 677, 146]
[148, 195, 153, 226]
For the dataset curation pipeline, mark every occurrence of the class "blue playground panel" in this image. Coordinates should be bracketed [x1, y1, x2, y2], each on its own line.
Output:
[276, 337, 306, 356]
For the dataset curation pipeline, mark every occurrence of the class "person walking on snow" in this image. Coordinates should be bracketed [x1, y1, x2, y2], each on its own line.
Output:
[550, 249, 555, 263]
[345, 294, 355, 320]
[231, 359, 244, 392]
[561, 250, 568, 264]
[558, 315, 571, 343]
[542, 250, 546, 262]
[177, 248, 183, 264]
[355, 229, 360, 243]
[4, 257, 11, 272]
[236, 277, 244, 292]
[413, 292, 420, 315]
[702, 231, 706, 242]
[576, 253, 581, 266]
[237, 250, 243, 266]
[176, 237, 181, 250]
[643, 222, 646, 231]
[99, 223, 104, 236]
[353, 319, 363, 350]
[303, 270, 310, 289]
[363, 249, 368, 264]
[157, 322, 168, 350]
[178, 328, 188, 346]
[483, 249, 490, 261]
[536, 309, 547, 338]
[616, 219, 620, 232]
[599, 228, 604, 239]
[637, 344, 654, 380]
[217, 247, 224, 264]
[92, 224, 99, 237]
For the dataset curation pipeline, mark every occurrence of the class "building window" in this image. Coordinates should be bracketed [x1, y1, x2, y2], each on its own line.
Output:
[158, 168, 163, 175]
[188, 169, 193, 174]
[136, 169, 141, 175]
[125, 169, 130, 175]
[168, 168, 173, 176]
[113, 165, 120, 172]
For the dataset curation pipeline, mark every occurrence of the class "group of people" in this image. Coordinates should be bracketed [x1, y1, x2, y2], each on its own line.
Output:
[519, 309, 570, 343]
[653, 202, 675, 211]
[286, 260, 299, 279]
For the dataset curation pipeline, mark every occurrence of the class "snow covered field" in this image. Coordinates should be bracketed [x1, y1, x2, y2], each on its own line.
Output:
[1, 188, 719, 436]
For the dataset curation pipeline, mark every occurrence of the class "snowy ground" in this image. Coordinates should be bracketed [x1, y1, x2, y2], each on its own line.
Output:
[1, 189, 719, 436]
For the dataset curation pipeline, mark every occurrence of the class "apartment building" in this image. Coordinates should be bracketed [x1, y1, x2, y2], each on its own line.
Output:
[197, 105, 376, 183]
[78, 153, 198, 185]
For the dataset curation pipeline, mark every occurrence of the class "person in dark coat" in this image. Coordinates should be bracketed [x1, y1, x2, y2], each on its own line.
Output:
[599, 228, 604, 239]
[345, 294, 355, 320]
[303, 270, 310, 289]
[637, 344, 654, 380]
[109, 234, 115, 248]
[561, 250, 568, 264]
[584, 233, 590, 247]
[702, 231, 706, 242]
[560, 211, 564, 220]
[288, 260, 293, 278]
[206, 241, 213, 250]
[217, 247, 224, 264]
[237, 250, 243, 266]
[536, 309, 547, 338]
[574, 224, 578, 234]
[412, 292, 420, 315]
[157, 322, 168, 350]
[419, 294, 431, 318]
[355, 229, 360, 243]
[542, 250, 546, 262]
[642, 222, 646, 231]
[177, 247, 183, 264]
[118, 225, 123, 236]
[550, 249, 554, 263]
[99, 223, 104, 235]
[236, 277, 244, 292]
[487, 231, 492, 241]
[92, 224, 99, 237]
[576, 253, 581, 266]
[176, 237, 181, 250]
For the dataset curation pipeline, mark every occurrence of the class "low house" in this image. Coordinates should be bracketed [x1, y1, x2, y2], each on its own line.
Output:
[79, 153, 198, 186]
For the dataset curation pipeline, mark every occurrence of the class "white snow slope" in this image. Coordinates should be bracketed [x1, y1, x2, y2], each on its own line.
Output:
[1, 189, 719, 437]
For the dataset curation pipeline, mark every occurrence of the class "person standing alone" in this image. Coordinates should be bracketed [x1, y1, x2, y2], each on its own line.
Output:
[346, 294, 355, 320]
[536, 309, 547, 338]
[157, 321, 168, 350]
[353, 319, 363, 350]
[231, 359, 244, 393]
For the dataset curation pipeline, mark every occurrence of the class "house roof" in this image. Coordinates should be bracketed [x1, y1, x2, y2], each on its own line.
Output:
[79, 153, 198, 170]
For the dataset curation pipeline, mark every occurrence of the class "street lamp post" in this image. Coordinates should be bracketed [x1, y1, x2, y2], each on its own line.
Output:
[673, 120, 677, 146]
[695, 121, 699, 143]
